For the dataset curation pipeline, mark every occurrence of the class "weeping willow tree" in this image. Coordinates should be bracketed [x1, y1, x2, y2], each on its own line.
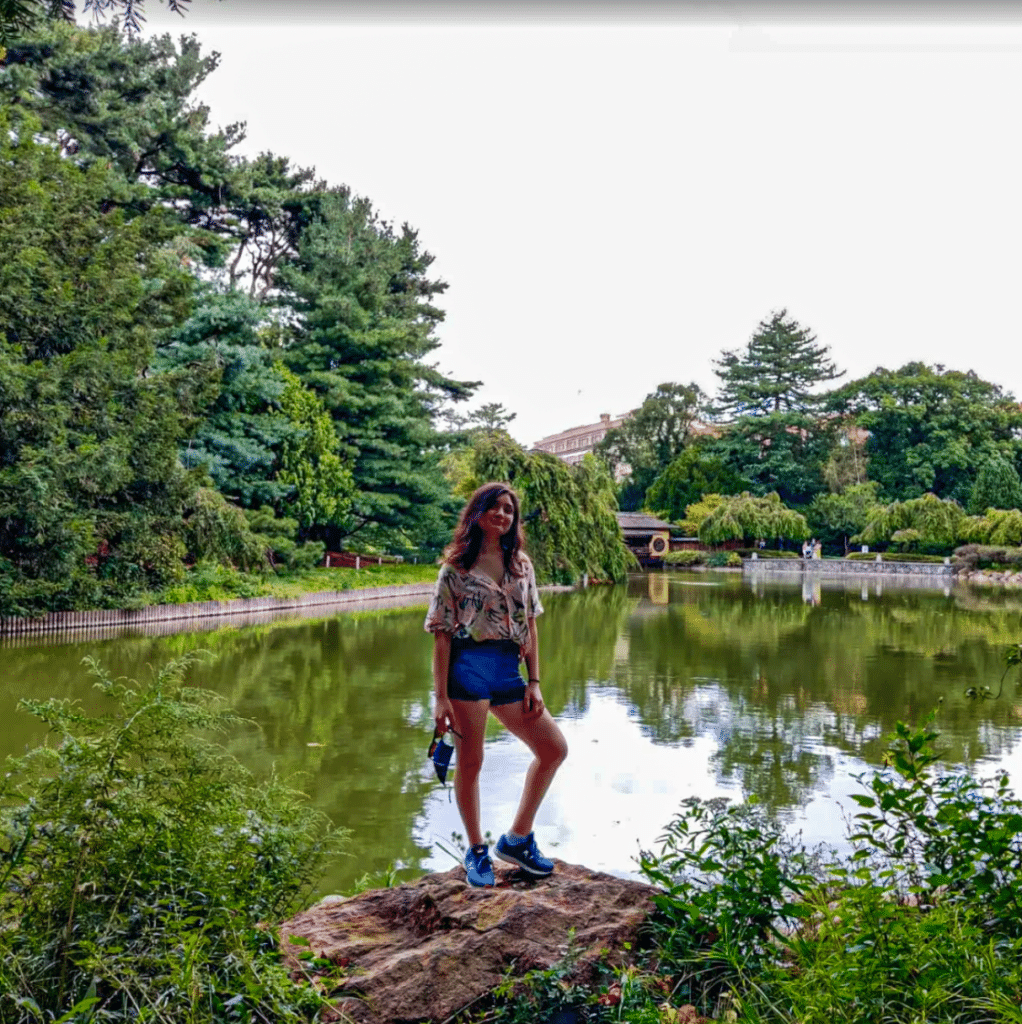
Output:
[697, 492, 809, 547]
[854, 493, 968, 551]
[961, 508, 1022, 547]
[460, 432, 634, 584]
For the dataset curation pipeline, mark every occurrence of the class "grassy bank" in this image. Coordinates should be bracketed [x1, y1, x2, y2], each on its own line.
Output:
[150, 562, 441, 606]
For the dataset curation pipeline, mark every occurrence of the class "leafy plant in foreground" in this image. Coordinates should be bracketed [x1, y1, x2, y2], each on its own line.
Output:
[631, 710, 1022, 1024]
[638, 797, 817, 1011]
[848, 718, 1022, 936]
[0, 655, 345, 1023]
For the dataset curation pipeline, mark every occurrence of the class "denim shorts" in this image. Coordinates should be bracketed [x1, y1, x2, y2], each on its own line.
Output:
[448, 638, 526, 706]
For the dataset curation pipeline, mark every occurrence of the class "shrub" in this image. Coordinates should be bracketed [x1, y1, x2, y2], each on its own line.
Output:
[0, 656, 344, 1023]
[733, 548, 800, 559]
[845, 551, 949, 563]
[639, 798, 818, 1010]
[725, 552, 742, 567]
[663, 549, 707, 566]
[953, 543, 1022, 572]
[636, 714, 1022, 1023]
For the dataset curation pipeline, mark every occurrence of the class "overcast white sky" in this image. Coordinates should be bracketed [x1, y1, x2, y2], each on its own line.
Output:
[135, 2, 1022, 447]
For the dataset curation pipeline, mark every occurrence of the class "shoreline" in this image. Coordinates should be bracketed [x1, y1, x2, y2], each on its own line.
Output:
[0, 580, 584, 640]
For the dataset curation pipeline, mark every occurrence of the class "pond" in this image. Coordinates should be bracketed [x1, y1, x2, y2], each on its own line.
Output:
[3, 571, 1022, 896]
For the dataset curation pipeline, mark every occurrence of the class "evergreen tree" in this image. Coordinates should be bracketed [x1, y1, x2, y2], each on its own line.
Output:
[280, 189, 478, 548]
[1, 22, 322, 295]
[276, 364, 355, 533]
[0, 114, 213, 612]
[712, 309, 843, 418]
[157, 287, 296, 508]
[704, 412, 835, 507]
[0, 0, 197, 44]
[968, 456, 1022, 515]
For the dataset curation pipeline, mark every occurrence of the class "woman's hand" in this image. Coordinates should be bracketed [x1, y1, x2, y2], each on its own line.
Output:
[523, 680, 545, 719]
[434, 694, 458, 734]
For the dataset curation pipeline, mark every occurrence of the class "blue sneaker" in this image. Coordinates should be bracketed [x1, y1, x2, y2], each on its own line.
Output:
[494, 832, 554, 876]
[464, 844, 495, 887]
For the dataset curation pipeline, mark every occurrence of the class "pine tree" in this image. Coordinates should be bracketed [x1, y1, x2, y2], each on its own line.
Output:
[280, 189, 478, 549]
[712, 309, 843, 418]
[968, 456, 1022, 515]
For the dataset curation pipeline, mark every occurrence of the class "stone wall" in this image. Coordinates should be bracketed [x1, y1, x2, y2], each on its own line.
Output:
[742, 557, 953, 578]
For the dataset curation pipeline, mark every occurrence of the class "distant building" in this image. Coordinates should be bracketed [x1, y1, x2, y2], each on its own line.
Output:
[533, 410, 716, 482]
[532, 412, 630, 468]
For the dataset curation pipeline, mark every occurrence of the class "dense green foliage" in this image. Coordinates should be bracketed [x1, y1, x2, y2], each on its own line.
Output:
[159, 288, 298, 509]
[963, 508, 1022, 547]
[829, 362, 1022, 504]
[697, 492, 809, 546]
[703, 410, 834, 506]
[690, 311, 845, 507]
[677, 493, 726, 536]
[0, 655, 342, 1022]
[461, 433, 634, 584]
[0, 22, 491, 613]
[279, 189, 476, 550]
[644, 445, 745, 523]
[0, 114, 213, 614]
[596, 382, 706, 510]
[968, 454, 1022, 515]
[855, 493, 967, 551]
[807, 481, 884, 554]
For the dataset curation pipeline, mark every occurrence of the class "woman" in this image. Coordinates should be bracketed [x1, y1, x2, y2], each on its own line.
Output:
[424, 482, 569, 888]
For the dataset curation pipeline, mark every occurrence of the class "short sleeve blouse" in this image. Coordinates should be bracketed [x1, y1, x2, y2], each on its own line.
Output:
[423, 555, 544, 648]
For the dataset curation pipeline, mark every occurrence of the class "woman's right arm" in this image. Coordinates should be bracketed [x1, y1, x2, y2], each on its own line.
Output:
[432, 631, 457, 732]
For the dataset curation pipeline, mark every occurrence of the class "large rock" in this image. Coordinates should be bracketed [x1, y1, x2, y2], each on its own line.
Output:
[279, 861, 658, 1024]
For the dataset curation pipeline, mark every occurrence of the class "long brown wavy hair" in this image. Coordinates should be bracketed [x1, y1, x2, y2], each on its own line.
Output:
[444, 482, 527, 577]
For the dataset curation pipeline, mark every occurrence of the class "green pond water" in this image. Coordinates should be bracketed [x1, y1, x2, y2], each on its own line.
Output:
[3, 571, 1022, 896]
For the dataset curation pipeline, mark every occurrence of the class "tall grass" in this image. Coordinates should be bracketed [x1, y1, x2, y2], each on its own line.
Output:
[0, 655, 345, 1023]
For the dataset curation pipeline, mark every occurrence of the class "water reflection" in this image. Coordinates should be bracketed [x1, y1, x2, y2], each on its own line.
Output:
[1, 575, 1022, 892]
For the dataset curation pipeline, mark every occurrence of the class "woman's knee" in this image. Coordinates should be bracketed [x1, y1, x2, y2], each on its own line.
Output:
[457, 748, 485, 776]
[541, 734, 568, 769]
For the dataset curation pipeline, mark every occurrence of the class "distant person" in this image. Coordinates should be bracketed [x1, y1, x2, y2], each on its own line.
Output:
[815, 540, 823, 560]
[425, 482, 568, 888]
[802, 539, 811, 560]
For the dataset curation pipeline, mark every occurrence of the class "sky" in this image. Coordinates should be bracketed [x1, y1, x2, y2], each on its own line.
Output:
[131, 0, 1022, 448]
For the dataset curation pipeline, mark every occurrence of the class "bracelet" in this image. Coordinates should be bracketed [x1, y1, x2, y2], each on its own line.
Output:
[528, 677, 540, 684]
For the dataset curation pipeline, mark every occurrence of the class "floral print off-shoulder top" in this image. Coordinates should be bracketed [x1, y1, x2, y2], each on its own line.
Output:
[423, 556, 544, 648]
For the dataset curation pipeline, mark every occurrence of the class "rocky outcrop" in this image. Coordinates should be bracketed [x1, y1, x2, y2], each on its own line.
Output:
[279, 861, 658, 1024]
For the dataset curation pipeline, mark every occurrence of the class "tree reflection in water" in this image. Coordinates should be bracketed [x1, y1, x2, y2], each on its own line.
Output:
[1, 575, 1021, 890]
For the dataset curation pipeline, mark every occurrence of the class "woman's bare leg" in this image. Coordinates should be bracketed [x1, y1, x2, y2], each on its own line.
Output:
[489, 704, 568, 836]
[450, 698, 491, 847]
